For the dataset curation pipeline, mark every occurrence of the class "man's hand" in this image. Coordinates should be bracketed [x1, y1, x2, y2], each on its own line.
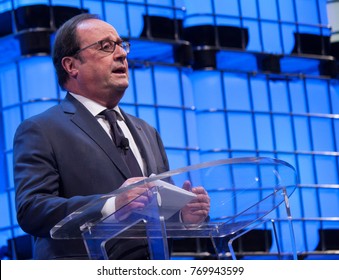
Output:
[115, 177, 154, 221]
[180, 180, 210, 224]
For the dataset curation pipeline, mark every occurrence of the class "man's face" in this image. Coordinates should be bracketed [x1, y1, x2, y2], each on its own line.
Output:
[69, 19, 129, 107]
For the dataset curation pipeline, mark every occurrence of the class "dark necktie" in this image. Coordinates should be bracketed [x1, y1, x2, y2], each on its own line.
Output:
[101, 109, 143, 177]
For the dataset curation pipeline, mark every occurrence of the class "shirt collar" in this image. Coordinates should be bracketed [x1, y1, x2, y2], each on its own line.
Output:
[69, 92, 124, 120]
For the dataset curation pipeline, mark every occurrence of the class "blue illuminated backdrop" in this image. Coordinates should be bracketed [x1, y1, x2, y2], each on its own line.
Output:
[0, 0, 339, 259]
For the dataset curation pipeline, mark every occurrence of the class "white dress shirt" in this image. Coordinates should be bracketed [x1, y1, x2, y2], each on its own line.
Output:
[69, 92, 146, 175]
[69, 92, 147, 218]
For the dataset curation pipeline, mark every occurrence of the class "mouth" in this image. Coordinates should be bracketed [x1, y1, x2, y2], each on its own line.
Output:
[112, 67, 127, 74]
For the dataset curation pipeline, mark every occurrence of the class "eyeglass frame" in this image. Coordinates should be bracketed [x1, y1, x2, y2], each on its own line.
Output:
[73, 38, 131, 56]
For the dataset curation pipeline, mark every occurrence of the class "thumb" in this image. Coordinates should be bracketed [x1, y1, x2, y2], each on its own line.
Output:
[182, 180, 192, 192]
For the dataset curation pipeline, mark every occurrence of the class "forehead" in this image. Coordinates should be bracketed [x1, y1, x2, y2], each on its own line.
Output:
[76, 19, 120, 43]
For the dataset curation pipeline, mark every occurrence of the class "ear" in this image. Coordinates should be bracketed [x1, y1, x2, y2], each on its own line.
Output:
[61, 56, 79, 78]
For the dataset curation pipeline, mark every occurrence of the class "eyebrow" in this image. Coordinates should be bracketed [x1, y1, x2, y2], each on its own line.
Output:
[101, 36, 123, 43]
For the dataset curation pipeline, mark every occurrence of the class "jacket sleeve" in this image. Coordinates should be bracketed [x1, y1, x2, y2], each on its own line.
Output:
[13, 119, 102, 237]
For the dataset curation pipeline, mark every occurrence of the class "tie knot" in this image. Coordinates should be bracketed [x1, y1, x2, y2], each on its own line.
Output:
[101, 109, 118, 124]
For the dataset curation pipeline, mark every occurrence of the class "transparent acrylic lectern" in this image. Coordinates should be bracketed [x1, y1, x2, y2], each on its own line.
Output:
[50, 157, 298, 260]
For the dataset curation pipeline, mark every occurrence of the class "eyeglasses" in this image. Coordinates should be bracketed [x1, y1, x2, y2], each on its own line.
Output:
[74, 39, 130, 56]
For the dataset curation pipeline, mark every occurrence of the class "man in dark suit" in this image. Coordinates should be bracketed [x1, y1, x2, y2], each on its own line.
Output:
[13, 13, 210, 259]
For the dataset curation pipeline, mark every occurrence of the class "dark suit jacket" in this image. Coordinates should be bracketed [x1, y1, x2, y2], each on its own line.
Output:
[14, 93, 170, 259]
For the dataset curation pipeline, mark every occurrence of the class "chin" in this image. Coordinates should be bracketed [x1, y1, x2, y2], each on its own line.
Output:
[113, 85, 129, 94]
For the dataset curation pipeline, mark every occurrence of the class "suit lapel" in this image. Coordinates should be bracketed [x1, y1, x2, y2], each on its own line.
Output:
[61, 94, 132, 179]
[122, 111, 158, 176]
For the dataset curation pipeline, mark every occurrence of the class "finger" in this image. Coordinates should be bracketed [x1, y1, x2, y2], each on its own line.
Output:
[186, 209, 210, 217]
[190, 193, 210, 203]
[184, 202, 210, 211]
[182, 180, 192, 191]
[115, 188, 153, 209]
[129, 201, 148, 210]
[185, 198, 210, 208]
[127, 186, 153, 198]
[134, 193, 153, 205]
[119, 177, 146, 188]
[115, 201, 147, 221]
[191, 186, 208, 195]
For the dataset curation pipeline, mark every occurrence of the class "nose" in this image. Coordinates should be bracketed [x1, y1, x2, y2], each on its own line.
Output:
[113, 44, 127, 61]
